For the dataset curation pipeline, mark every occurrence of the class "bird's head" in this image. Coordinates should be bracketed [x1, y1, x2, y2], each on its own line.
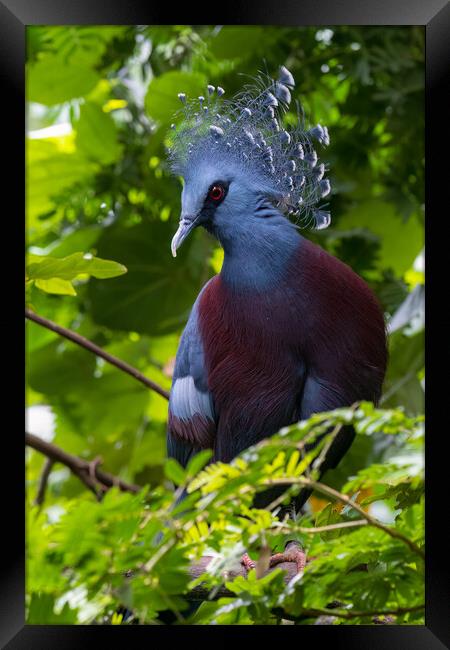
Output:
[167, 67, 332, 257]
[170, 156, 284, 256]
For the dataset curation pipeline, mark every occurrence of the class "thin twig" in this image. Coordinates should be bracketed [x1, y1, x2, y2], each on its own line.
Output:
[142, 538, 176, 574]
[26, 432, 140, 497]
[283, 603, 424, 621]
[25, 308, 170, 400]
[265, 414, 352, 513]
[34, 457, 54, 506]
[265, 476, 424, 559]
[313, 402, 360, 476]
[266, 489, 296, 513]
[274, 519, 368, 535]
[312, 420, 344, 474]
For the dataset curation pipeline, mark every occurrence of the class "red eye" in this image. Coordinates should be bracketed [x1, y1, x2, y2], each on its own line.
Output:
[209, 185, 225, 201]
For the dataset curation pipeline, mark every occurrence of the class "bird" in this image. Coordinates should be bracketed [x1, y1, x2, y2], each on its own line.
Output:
[165, 66, 387, 573]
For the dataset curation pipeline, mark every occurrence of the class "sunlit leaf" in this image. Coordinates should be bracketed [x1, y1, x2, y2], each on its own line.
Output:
[27, 56, 100, 105]
[35, 277, 77, 296]
[75, 102, 123, 165]
[145, 71, 207, 124]
[27, 252, 127, 282]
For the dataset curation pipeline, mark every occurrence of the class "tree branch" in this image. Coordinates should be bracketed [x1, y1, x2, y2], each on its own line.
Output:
[186, 555, 298, 599]
[265, 476, 424, 559]
[25, 308, 170, 400]
[185, 557, 423, 623]
[279, 603, 424, 622]
[26, 432, 140, 498]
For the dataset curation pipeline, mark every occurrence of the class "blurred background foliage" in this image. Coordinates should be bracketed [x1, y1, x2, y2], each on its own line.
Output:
[25, 25, 424, 624]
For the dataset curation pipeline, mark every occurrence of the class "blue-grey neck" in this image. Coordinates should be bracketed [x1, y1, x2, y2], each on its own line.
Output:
[210, 200, 302, 292]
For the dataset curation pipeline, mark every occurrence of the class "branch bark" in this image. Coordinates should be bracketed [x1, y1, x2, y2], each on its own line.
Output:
[26, 432, 140, 498]
[25, 308, 170, 400]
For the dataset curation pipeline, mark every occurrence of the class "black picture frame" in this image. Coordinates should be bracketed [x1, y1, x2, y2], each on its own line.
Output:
[5, 1, 449, 646]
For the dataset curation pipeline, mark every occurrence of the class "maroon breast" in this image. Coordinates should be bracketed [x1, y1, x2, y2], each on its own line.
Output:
[197, 239, 387, 462]
[198, 275, 305, 461]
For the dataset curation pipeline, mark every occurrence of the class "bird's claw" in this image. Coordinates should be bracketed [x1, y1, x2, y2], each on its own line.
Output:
[241, 542, 306, 575]
[240, 553, 256, 572]
[268, 541, 306, 575]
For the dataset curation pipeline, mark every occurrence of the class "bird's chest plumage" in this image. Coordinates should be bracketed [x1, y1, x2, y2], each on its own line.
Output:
[198, 275, 304, 460]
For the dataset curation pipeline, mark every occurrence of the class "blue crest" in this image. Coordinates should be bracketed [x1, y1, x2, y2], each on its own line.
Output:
[167, 66, 332, 230]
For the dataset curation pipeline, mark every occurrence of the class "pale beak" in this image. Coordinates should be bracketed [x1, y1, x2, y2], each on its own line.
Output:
[170, 216, 198, 258]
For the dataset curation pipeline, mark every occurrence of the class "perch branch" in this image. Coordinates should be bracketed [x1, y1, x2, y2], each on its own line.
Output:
[186, 555, 298, 599]
[26, 432, 140, 498]
[25, 308, 170, 400]
[185, 558, 423, 622]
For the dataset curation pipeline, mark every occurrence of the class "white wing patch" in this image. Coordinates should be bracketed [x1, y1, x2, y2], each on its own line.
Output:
[170, 376, 214, 422]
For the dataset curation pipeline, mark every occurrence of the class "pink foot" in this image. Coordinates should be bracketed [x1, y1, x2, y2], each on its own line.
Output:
[240, 553, 256, 571]
[268, 542, 306, 574]
[240, 543, 306, 575]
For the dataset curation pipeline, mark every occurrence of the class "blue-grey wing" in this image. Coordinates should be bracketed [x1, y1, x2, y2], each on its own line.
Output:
[167, 286, 216, 468]
[300, 374, 355, 472]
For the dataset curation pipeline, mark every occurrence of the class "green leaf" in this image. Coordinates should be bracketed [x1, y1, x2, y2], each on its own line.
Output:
[45, 225, 103, 257]
[27, 55, 100, 105]
[26, 136, 102, 238]
[75, 102, 123, 164]
[87, 220, 204, 336]
[145, 71, 207, 124]
[164, 458, 187, 486]
[54, 371, 151, 444]
[28, 26, 125, 68]
[186, 450, 213, 478]
[337, 200, 423, 276]
[27, 252, 127, 282]
[26, 137, 98, 231]
[382, 330, 424, 414]
[314, 502, 348, 540]
[27, 593, 78, 624]
[27, 339, 96, 395]
[35, 277, 77, 296]
[209, 27, 271, 60]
